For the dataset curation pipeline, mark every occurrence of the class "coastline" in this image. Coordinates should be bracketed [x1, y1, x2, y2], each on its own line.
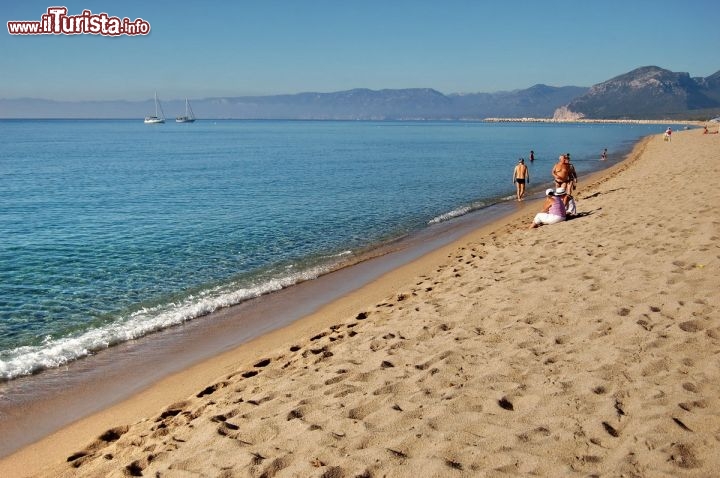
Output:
[2, 119, 656, 385]
[0, 191, 532, 460]
[2, 128, 719, 476]
[483, 117, 707, 125]
[0, 121, 649, 449]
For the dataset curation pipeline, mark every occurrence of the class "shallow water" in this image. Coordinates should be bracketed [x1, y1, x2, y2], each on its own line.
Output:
[0, 119, 662, 379]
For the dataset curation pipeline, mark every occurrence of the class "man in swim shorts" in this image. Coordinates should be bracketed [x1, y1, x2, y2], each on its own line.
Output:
[512, 158, 530, 201]
[552, 154, 571, 190]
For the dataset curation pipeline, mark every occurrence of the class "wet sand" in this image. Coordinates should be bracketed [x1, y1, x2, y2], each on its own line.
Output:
[0, 174, 542, 457]
[0, 181, 531, 461]
[2, 128, 719, 477]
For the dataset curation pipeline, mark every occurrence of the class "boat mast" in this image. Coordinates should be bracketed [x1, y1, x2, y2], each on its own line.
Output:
[156, 92, 165, 120]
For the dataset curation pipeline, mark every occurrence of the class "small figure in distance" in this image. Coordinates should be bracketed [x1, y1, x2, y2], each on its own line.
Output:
[529, 150, 535, 162]
[664, 127, 672, 142]
[529, 188, 566, 228]
[601, 148, 607, 161]
[512, 158, 530, 201]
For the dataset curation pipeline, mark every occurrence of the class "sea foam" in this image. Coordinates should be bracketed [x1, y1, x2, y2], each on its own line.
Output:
[0, 263, 334, 381]
[428, 201, 486, 225]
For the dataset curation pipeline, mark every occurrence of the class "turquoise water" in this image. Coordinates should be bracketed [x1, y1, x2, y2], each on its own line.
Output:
[0, 120, 661, 379]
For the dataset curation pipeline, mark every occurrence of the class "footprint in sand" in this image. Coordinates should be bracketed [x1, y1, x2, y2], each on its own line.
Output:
[498, 396, 514, 411]
[66, 425, 130, 468]
[678, 319, 705, 332]
[664, 442, 702, 469]
[196, 382, 226, 398]
[679, 400, 707, 412]
[602, 421, 619, 437]
[254, 358, 272, 367]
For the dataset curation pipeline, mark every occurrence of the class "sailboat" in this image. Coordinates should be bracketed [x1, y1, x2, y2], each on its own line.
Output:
[144, 92, 165, 124]
[176, 98, 195, 123]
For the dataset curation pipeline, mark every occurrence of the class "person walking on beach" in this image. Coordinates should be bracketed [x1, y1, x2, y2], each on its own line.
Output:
[664, 127, 672, 142]
[529, 188, 566, 228]
[552, 154, 570, 189]
[565, 153, 577, 196]
[512, 158, 530, 201]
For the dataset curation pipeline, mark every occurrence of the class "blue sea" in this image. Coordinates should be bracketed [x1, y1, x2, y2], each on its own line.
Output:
[0, 119, 663, 380]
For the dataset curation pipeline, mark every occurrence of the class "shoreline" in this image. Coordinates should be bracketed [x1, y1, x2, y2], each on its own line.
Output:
[483, 117, 706, 125]
[0, 134, 654, 468]
[0, 119, 650, 385]
[3, 128, 719, 476]
[0, 182, 540, 461]
[0, 123, 647, 434]
[0, 189, 543, 474]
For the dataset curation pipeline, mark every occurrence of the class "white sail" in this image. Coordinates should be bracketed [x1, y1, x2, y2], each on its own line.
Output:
[176, 98, 195, 123]
[144, 92, 165, 124]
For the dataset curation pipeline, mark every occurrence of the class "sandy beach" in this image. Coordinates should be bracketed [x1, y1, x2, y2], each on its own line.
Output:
[2, 127, 719, 477]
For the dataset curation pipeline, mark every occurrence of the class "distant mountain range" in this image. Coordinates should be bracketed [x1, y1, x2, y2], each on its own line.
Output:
[0, 85, 586, 120]
[1, 66, 718, 120]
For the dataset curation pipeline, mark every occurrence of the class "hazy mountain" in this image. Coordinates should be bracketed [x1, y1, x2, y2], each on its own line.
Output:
[5, 66, 718, 120]
[447, 85, 589, 118]
[556, 66, 720, 120]
[202, 88, 454, 119]
[0, 85, 587, 120]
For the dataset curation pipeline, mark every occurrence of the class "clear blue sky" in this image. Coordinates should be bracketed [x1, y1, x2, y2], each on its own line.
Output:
[2, 0, 718, 101]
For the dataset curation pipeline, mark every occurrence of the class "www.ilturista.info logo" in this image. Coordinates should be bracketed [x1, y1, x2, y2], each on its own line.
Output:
[7, 7, 150, 36]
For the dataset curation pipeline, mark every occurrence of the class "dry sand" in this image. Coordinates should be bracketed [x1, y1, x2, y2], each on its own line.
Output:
[2, 128, 719, 477]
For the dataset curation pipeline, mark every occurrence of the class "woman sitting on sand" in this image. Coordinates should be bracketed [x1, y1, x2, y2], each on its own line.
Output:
[529, 188, 566, 228]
